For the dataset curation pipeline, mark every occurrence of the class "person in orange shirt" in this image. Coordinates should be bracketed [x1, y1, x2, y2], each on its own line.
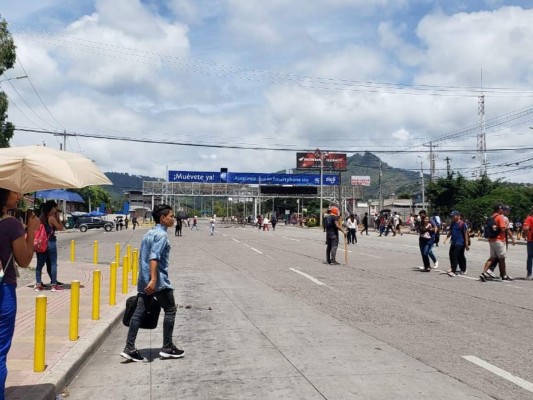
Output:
[480, 204, 513, 281]
[522, 206, 533, 279]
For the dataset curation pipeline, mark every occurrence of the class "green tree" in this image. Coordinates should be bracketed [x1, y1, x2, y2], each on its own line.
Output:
[76, 186, 112, 210]
[0, 16, 17, 148]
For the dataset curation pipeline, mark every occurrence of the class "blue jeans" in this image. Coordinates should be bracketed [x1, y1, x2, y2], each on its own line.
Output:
[36, 240, 58, 284]
[419, 238, 436, 268]
[0, 283, 16, 400]
[126, 288, 177, 350]
[527, 241, 533, 276]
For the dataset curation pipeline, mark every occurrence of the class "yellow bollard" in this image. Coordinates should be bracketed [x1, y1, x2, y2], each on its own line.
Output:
[93, 240, 99, 265]
[127, 245, 132, 269]
[122, 255, 129, 294]
[34, 295, 47, 372]
[92, 270, 101, 320]
[70, 239, 75, 262]
[131, 249, 138, 286]
[109, 262, 117, 306]
[69, 280, 80, 341]
[115, 243, 121, 267]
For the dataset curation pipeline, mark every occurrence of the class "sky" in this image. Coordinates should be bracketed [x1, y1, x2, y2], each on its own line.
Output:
[1, 0, 533, 186]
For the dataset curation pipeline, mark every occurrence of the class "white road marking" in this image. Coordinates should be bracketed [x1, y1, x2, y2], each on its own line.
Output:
[250, 247, 263, 254]
[289, 268, 325, 286]
[338, 248, 352, 253]
[463, 355, 533, 393]
[266, 255, 275, 260]
[231, 238, 240, 243]
[360, 252, 382, 259]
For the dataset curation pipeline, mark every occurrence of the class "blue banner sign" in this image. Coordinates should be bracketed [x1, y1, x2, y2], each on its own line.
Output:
[168, 171, 339, 186]
[168, 171, 220, 183]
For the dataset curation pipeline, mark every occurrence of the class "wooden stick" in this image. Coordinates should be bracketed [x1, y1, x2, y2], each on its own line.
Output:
[344, 233, 348, 265]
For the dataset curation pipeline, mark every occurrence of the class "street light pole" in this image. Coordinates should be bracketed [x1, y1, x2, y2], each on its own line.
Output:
[315, 149, 325, 229]
[0, 75, 28, 85]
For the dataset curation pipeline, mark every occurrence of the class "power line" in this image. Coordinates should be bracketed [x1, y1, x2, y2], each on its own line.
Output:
[14, 127, 533, 154]
[13, 26, 533, 99]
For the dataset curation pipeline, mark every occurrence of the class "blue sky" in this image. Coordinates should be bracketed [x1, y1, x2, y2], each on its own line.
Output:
[1, 0, 533, 186]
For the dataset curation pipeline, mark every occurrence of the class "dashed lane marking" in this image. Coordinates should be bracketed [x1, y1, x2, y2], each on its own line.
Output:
[289, 268, 326, 286]
[463, 355, 533, 393]
[360, 252, 382, 259]
[231, 238, 240, 243]
[250, 247, 263, 254]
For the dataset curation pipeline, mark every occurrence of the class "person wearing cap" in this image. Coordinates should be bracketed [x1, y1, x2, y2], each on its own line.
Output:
[443, 211, 469, 276]
[324, 206, 346, 265]
[522, 206, 533, 279]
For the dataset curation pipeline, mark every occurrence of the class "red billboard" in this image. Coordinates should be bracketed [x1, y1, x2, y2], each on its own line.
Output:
[296, 152, 347, 171]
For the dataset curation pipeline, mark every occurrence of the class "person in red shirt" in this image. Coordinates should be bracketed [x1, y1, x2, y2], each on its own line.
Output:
[480, 204, 513, 281]
[522, 206, 533, 279]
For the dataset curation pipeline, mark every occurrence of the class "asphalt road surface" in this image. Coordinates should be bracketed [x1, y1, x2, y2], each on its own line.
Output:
[62, 223, 533, 399]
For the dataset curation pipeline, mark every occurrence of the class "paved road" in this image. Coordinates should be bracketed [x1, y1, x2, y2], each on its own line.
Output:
[63, 223, 533, 399]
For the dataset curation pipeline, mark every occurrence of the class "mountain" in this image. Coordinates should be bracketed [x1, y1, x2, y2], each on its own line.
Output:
[104, 152, 424, 200]
[341, 152, 423, 199]
[104, 172, 163, 198]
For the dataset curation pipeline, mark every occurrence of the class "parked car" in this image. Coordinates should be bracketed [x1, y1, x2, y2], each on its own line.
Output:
[73, 216, 114, 232]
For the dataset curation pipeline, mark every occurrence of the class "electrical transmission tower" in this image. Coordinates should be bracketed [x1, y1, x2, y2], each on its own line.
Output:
[477, 71, 487, 177]
[423, 141, 437, 181]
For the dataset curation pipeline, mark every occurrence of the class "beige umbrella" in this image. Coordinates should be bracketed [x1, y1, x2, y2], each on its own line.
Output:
[0, 145, 112, 193]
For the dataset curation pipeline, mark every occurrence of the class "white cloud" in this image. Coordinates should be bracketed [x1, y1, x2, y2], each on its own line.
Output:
[3, 1, 533, 186]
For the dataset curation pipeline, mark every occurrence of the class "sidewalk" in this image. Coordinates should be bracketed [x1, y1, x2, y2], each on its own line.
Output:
[6, 258, 138, 400]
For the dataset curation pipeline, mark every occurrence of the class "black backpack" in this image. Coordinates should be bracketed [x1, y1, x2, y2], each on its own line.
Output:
[483, 216, 500, 239]
[123, 294, 161, 329]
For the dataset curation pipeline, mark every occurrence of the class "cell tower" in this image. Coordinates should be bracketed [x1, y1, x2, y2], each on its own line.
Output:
[477, 70, 487, 177]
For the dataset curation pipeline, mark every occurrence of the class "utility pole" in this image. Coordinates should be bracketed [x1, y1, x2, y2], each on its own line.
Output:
[55, 129, 75, 151]
[445, 157, 451, 178]
[378, 159, 383, 211]
[420, 161, 425, 210]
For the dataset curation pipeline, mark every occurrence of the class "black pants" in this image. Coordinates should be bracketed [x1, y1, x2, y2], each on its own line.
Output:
[347, 228, 357, 244]
[449, 244, 466, 273]
[361, 224, 368, 235]
[126, 289, 177, 350]
[326, 236, 339, 263]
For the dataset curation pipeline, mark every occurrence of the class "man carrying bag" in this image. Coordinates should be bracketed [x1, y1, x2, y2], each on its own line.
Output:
[120, 204, 184, 362]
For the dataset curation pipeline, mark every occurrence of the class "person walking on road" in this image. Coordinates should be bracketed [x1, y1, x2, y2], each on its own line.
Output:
[361, 212, 369, 235]
[191, 216, 198, 230]
[480, 204, 514, 282]
[0, 188, 40, 397]
[418, 210, 438, 269]
[522, 206, 533, 279]
[417, 213, 437, 271]
[209, 216, 216, 236]
[121, 204, 184, 362]
[175, 217, 182, 237]
[346, 214, 357, 244]
[324, 206, 346, 265]
[271, 214, 277, 231]
[443, 211, 469, 276]
[486, 205, 516, 278]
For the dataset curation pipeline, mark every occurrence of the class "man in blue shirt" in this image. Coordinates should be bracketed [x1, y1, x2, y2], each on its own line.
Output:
[121, 204, 184, 362]
[443, 210, 470, 276]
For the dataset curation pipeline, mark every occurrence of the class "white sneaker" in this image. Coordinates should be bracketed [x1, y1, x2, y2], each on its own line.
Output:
[433, 261, 439, 269]
[526, 275, 533, 280]
[485, 269, 496, 278]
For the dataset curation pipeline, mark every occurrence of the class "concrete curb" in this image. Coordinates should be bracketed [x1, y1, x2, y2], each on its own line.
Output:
[39, 294, 132, 400]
